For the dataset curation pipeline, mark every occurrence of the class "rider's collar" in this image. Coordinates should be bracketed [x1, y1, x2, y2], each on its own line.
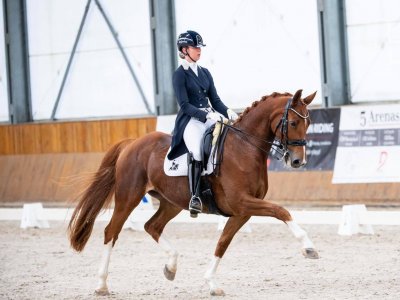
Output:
[181, 59, 199, 76]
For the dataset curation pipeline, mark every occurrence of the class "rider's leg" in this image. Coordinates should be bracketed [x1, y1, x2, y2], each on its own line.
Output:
[187, 154, 203, 217]
[183, 119, 206, 217]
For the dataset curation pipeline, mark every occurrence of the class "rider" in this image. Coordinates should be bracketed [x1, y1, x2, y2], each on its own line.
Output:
[167, 30, 239, 217]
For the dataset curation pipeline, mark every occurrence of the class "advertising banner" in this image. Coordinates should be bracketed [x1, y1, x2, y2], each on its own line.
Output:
[332, 104, 400, 183]
[268, 108, 340, 171]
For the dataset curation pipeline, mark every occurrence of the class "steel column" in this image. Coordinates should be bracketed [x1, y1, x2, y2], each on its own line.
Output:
[317, 0, 350, 107]
[3, 0, 31, 123]
[149, 0, 177, 115]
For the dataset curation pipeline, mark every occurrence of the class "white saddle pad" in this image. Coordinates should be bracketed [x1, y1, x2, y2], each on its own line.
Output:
[164, 147, 217, 176]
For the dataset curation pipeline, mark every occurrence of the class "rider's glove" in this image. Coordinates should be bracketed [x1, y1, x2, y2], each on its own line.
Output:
[227, 108, 239, 121]
[207, 112, 228, 123]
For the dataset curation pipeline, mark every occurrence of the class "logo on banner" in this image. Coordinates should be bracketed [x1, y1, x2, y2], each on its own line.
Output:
[360, 110, 400, 127]
[377, 151, 388, 172]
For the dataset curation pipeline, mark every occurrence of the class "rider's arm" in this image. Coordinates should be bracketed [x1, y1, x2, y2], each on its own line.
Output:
[173, 69, 208, 122]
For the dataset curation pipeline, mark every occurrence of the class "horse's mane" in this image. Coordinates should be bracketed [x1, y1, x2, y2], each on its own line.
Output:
[235, 92, 292, 124]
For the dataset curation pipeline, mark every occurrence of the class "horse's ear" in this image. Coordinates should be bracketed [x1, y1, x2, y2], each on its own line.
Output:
[292, 89, 303, 106]
[302, 91, 317, 105]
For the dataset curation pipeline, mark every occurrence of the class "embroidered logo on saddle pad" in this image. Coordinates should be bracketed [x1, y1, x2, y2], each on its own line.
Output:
[163, 148, 216, 177]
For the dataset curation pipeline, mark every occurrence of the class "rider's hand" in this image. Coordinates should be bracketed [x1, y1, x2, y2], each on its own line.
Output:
[227, 108, 239, 121]
[207, 112, 228, 123]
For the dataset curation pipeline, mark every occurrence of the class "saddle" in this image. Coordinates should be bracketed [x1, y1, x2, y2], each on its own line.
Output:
[201, 121, 230, 174]
[198, 122, 231, 217]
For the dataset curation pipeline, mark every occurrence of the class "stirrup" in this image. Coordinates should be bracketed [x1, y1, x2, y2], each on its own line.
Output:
[189, 196, 202, 218]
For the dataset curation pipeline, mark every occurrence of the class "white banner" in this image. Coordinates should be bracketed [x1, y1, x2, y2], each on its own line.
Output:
[332, 104, 400, 183]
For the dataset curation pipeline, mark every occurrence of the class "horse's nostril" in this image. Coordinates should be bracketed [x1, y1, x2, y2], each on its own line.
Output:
[292, 159, 301, 167]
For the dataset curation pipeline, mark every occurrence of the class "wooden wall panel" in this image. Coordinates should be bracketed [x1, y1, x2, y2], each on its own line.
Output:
[1, 153, 400, 205]
[267, 171, 400, 206]
[0, 117, 156, 155]
[0, 126, 13, 154]
[0, 154, 103, 204]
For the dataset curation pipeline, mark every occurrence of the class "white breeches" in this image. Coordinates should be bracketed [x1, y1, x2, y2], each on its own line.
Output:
[183, 108, 224, 161]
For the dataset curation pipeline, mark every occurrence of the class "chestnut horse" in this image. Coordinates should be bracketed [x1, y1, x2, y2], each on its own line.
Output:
[69, 90, 319, 296]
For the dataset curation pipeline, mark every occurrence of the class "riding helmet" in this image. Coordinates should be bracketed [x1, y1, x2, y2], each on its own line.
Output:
[176, 30, 206, 52]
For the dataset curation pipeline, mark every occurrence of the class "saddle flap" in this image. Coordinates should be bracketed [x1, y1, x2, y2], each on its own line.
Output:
[201, 124, 216, 169]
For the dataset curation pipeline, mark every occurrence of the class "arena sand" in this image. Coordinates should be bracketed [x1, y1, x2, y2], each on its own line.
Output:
[0, 221, 399, 299]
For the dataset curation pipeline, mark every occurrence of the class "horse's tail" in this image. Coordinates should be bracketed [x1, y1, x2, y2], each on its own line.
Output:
[68, 139, 132, 252]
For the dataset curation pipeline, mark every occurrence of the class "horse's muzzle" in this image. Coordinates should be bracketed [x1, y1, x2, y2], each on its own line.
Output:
[286, 150, 306, 168]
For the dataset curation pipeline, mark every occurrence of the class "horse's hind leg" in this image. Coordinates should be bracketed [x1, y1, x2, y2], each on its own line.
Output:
[95, 182, 146, 294]
[205, 215, 250, 296]
[144, 197, 182, 281]
[240, 196, 319, 259]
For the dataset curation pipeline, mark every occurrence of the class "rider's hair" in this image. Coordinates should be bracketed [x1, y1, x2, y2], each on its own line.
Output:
[178, 51, 185, 59]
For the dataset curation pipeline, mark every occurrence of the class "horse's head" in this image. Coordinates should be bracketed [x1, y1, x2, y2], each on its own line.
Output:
[271, 90, 316, 168]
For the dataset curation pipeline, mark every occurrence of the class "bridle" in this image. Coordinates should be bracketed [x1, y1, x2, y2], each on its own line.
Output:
[219, 97, 310, 160]
[271, 97, 310, 160]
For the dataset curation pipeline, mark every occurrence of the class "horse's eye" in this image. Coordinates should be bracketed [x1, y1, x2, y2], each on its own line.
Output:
[289, 121, 296, 128]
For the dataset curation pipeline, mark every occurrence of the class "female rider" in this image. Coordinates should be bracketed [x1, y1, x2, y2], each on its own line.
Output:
[167, 30, 238, 217]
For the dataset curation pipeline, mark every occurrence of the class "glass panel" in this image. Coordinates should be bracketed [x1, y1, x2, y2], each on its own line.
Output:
[346, 0, 400, 102]
[175, 0, 322, 108]
[26, 0, 154, 120]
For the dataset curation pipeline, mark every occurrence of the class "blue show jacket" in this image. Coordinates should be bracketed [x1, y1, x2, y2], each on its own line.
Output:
[167, 65, 229, 160]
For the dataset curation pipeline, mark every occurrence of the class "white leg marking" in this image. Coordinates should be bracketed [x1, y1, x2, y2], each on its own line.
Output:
[287, 221, 315, 249]
[158, 235, 178, 273]
[204, 256, 224, 295]
[95, 242, 112, 294]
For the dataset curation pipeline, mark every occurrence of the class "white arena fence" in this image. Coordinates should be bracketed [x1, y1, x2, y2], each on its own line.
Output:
[1, 205, 399, 226]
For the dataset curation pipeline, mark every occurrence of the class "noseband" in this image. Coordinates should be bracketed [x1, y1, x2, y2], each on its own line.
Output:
[220, 97, 310, 160]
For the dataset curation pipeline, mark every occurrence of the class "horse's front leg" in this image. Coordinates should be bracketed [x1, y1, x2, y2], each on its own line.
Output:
[205, 216, 251, 296]
[241, 196, 319, 259]
[287, 220, 319, 258]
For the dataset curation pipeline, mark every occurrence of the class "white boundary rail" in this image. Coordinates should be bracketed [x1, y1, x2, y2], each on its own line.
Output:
[0, 208, 399, 225]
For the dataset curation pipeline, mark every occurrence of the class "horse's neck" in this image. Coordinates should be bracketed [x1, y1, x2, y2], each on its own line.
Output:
[236, 103, 274, 144]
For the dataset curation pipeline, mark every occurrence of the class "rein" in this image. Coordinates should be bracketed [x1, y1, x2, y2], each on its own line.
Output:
[219, 97, 310, 159]
[218, 122, 282, 156]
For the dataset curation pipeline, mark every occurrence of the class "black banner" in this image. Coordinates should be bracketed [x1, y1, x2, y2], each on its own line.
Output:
[268, 107, 341, 171]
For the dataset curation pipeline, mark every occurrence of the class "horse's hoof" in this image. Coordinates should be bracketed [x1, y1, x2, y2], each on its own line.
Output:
[95, 288, 110, 296]
[302, 248, 319, 259]
[163, 264, 176, 281]
[210, 288, 225, 296]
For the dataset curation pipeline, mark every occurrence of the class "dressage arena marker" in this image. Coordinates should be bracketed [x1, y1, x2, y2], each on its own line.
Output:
[20, 203, 50, 229]
[338, 204, 374, 236]
[1, 206, 400, 231]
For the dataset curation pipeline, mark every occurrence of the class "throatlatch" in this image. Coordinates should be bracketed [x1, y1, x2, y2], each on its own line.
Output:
[187, 153, 203, 218]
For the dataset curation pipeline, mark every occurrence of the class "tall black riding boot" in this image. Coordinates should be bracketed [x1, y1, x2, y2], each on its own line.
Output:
[188, 156, 203, 218]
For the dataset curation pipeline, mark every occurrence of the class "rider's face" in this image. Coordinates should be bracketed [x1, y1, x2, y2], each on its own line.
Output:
[184, 46, 201, 62]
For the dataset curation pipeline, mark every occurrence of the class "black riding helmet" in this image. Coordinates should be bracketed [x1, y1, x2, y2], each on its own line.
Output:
[176, 30, 206, 53]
